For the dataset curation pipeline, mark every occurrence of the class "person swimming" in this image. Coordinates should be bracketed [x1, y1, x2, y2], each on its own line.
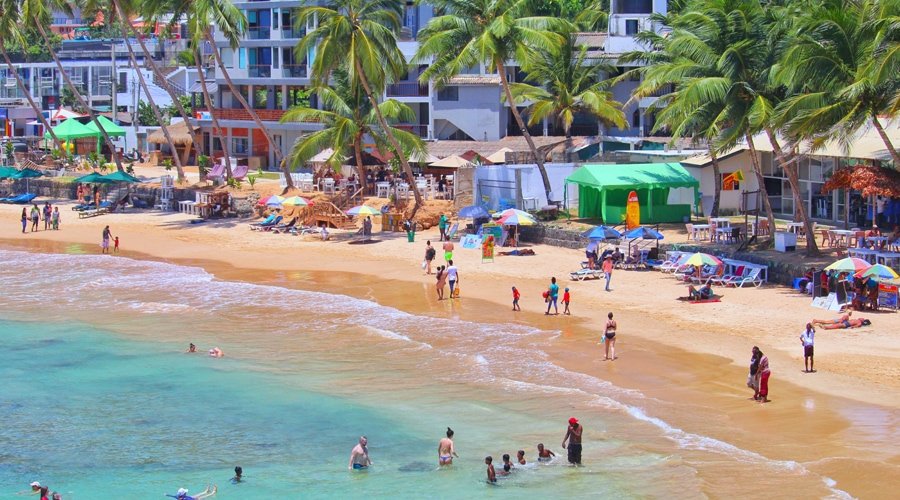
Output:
[537, 443, 556, 462]
[517, 450, 526, 465]
[187, 343, 197, 353]
[208, 347, 223, 358]
[231, 466, 242, 484]
[438, 427, 458, 465]
[500, 454, 513, 475]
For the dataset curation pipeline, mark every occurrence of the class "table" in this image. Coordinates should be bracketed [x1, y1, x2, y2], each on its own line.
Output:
[709, 217, 731, 227]
[787, 222, 804, 233]
[848, 247, 878, 264]
[866, 236, 889, 247]
[691, 224, 710, 241]
[830, 229, 855, 247]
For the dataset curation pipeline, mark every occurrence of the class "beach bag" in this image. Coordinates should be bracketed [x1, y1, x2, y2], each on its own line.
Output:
[453, 286, 461, 298]
[421, 260, 427, 269]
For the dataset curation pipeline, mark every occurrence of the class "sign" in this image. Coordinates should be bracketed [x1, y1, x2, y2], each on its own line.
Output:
[811, 293, 841, 311]
[461, 235, 482, 249]
[482, 223, 503, 246]
[625, 190, 640, 229]
[723, 169, 744, 190]
[879, 283, 898, 309]
[482, 235, 495, 263]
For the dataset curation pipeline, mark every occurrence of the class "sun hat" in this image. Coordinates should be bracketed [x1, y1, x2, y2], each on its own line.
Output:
[568, 417, 578, 425]
[177, 488, 188, 496]
[30, 482, 41, 487]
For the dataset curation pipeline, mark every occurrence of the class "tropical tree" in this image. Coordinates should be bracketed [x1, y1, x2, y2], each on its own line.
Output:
[776, 0, 900, 166]
[22, 0, 124, 171]
[869, 0, 900, 117]
[415, 0, 567, 204]
[297, 0, 424, 214]
[281, 69, 426, 193]
[508, 30, 626, 161]
[0, 0, 62, 150]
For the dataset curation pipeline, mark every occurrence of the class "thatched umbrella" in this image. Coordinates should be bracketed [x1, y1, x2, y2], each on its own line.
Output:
[148, 121, 196, 166]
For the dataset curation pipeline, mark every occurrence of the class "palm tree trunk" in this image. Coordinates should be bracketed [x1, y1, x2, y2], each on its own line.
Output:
[497, 61, 552, 204]
[710, 149, 721, 217]
[353, 57, 424, 216]
[354, 134, 368, 194]
[871, 114, 900, 166]
[745, 133, 776, 241]
[126, 8, 203, 163]
[767, 129, 819, 255]
[33, 18, 124, 172]
[114, 2, 185, 183]
[0, 40, 62, 151]
[194, 48, 233, 179]
[124, 8, 202, 162]
[203, 30, 294, 191]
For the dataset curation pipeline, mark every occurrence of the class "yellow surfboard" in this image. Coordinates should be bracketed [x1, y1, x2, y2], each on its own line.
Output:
[625, 190, 640, 229]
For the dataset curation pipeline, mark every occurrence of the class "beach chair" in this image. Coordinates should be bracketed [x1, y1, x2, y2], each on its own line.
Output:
[570, 269, 602, 281]
[711, 265, 745, 286]
[447, 223, 459, 240]
[270, 217, 298, 233]
[232, 164, 250, 181]
[248, 214, 277, 229]
[658, 254, 687, 273]
[728, 268, 763, 288]
[207, 161, 226, 183]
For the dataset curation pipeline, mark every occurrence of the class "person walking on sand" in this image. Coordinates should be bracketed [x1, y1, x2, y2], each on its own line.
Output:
[757, 348, 771, 403]
[545, 277, 559, 315]
[446, 260, 459, 298]
[748, 346, 761, 400]
[20, 207, 27, 233]
[801, 324, 815, 373]
[424, 240, 436, 274]
[30, 203, 40, 232]
[563, 287, 571, 315]
[604, 312, 617, 360]
[438, 213, 448, 241]
[435, 265, 446, 300]
[51, 207, 60, 230]
[561, 417, 583, 465]
[42, 202, 51, 230]
[348, 436, 372, 470]
[101, 225, 112, 254]
[512, 286, 521, 311]
[438, 427, 458, 465]
[602, 255, 614, 291]
[442, 239, 454, 263]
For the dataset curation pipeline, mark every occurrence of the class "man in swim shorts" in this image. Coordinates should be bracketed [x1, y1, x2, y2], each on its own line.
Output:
[562, 417, 583, 465]
[442, 240, 454, 263]
[821, 317, 871, 330]
[438, 427, 458, 465]
[348, 436, 372, 470]
[811, 311, 851, 328]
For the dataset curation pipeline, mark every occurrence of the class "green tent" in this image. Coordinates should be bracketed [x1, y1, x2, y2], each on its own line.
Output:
[566, 163, 699, 224]
[45, 118, 97, 141]
[85, 116, 126, 137]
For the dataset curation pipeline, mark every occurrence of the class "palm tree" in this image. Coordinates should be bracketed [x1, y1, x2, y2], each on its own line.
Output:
[297, 0, 424, 214]
[22, 0, 124, 171]
[776, 0, 900, 166]
[508, 31, 626, 161]
[415, 0, 567, 204]
[868, 0, 899, 117]
[0, 0, 62, 151]
[281, 69, 426, 194]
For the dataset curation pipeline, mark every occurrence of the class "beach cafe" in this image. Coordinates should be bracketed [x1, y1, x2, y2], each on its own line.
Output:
[564, 163, 699, 224]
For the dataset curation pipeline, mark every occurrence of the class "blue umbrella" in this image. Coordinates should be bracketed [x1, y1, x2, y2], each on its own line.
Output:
[624, 226, 665, 240]
[581, 225, 622, 240]
[458, 205, 490, 219]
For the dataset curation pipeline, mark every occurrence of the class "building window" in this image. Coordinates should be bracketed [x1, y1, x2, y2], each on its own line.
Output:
[625, 19, 639, 35]
[118, 72, 127, 91]
[437, 86, 459, 101]
[631, 109, 640, 128]
[232, 137, 248, 155]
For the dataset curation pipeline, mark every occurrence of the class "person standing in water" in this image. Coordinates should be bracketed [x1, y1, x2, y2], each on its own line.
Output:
[435, 265, 446, 300]
[536, 443, 555, 462]
[446, 260, 459, 298]
[438, 427, 458, 465]
[230, 466, 242, 483]
[484, 456, 497, 483]
[604, 312, 617, 361]
[561, 417, 583, 465]
[101, 225, 112, 254]
[545, 277, 559, 315]
[757, 348, 771, 403]
[348, 436, 372, 470]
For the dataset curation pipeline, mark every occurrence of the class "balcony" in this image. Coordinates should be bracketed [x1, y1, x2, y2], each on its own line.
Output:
[281, 65, 307, 78]
[386, 82, 428, 97]
[249, 64, 272, 78]
[395, 124, 429, 138]
[198, 108, 290, 122]
[281, 27, 306, 39]
[248, 26, 271, 40]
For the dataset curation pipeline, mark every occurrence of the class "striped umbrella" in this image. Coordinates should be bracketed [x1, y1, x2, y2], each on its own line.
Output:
[498, 209, 537, 225]
[683, 252, 723, 267]
[824, 257, 871, 273]
[281, 196, 311, 207]
[346, 205, 381, 216]
[854, 263, 898, 280]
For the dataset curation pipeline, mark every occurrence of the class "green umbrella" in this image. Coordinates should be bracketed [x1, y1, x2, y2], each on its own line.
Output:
[101, 170, 141, 183]
[0, 166, 16, 179]
[74, 172, 114, 184]
[85, 116, 126, 137]
[10, 167, 43, 192]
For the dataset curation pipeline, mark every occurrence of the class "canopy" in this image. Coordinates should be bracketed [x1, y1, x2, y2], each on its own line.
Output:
[624, 226, 664, 240]
[10, 168, 43, 179]
[825, 257, 871, 273]
[0, 166, 17, 179]
[855, 264, 899, 280]
[430, 154, 473, 168]
[47, 109, 82, 121]
[581, 225, 622, 240]
[264, 195, 286, 207]
[347, 205, 380, 216]
[85, 116, 126, 137]
[486, 147, 513, 164]
[282, 196, 311, 207]
[45, 118, 97, 140]
[684, 252, 722, 267]
[74, 172, 114, 184]
[102, 170, 141, 183]
[148, 121, 197, 145]
[566, 163, 698, 224]
[498, 209, 537, 226]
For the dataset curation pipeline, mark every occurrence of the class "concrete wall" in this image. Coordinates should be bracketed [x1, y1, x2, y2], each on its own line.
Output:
[432, 85, 502, 141]
[682, 151, 760, 216]
[473, 163, 579, 210]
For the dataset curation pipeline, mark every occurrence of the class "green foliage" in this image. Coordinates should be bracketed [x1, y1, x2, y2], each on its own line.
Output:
[161, 158, 174, 171]
[137, 100, 159, 127]
[4, 141, 13, 162]
[247, 174, 257, 189]
[5, 28, 62, 62]
[175, 49, 194, 66]
[87, 151, 102, 169]
[226, 177, 241, 189]
[59, 87, 78, 111]
[198, 154, 210, 177]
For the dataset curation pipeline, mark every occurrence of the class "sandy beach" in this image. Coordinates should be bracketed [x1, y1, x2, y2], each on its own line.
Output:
[2, 194, 899, 497]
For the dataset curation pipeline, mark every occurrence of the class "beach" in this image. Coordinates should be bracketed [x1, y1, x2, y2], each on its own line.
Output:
[2, 200, 899, 498]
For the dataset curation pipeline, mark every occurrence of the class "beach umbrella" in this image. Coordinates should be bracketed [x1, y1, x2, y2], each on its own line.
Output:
[85, 115, 126, 137]
[624, 226, 665, 240]
[10, 167, 44, 192]
[346, 205, 381, 216]
[683, 252, 723, 267]
[581, 225, 622, 240]
[498, 210, 538, 226]
[265, 195, 286, 207]
[101, 170, 141, 183]
[429, 154, 474, 168]
[74, 172, 114, 184]
[281, 196, 311, 207]
[458, 205, 490, 219]
[824, 257, 871, 273]
[854, 263, 898, 280]
[0, 166, 17, 179]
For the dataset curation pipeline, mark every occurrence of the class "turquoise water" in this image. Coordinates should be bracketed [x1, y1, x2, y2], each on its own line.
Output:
[0, 248, 849, 498]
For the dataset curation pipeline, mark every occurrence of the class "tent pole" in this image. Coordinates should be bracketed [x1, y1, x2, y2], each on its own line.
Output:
[601, 188, 607, 224]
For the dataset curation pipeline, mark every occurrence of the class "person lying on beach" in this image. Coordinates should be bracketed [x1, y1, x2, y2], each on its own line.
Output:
[537, 443, 555, 462]
[811, 312, 851, 328]
[485, 456, 497, 484]
[821, 318, 871, 330]
[165, 485, 217, 500]
[687, 282, 713, 301]
[517, 450, 526, 465]
[438, 427, 458, 465]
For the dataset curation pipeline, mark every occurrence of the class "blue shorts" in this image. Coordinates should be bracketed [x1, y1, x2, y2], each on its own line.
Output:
[353, 463, 367, 470]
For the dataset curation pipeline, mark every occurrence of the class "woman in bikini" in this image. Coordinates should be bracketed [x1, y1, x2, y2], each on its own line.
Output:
[604, 312, 617, 361]
[435, 265, 446, 300]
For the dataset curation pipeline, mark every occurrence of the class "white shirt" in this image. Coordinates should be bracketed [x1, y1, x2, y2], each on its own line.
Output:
[801, 329, 815, 347]
[876, 196, 886, 213]
[446, 265, 458, 281]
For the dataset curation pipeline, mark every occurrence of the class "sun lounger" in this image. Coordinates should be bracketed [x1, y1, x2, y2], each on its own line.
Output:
[291, 225, 319, 236]
[78, 207, 109, 218]
[570, 269, 602, 281]
[271, 218, 298, 234]
[251, 215, 283, 231]
[248, 214, 277, 229]
[261, 217, 295, 233]
[658, 254, 688, 273]
[3, 193, 37, 204]
[728, 268, 763, 288]
[711, 265, 746, 285]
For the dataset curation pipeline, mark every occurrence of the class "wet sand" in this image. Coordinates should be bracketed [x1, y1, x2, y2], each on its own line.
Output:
[2, 202, 899, 497]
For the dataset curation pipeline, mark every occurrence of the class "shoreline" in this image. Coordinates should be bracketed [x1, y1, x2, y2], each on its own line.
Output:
[2, 203, 899, 497]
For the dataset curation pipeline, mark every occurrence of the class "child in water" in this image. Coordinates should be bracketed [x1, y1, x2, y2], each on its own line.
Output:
[484, 456, 496, 484]
[563, 288, 571, 315]
[500, 454, 513, 475]
[537, 443, 555, 462]
[114, 236, 120, 253]
[517, 450, 526, 465]
[511, 286, 520, 311]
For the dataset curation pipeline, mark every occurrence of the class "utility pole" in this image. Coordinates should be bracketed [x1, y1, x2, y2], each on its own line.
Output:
[110, 39, 117, 120]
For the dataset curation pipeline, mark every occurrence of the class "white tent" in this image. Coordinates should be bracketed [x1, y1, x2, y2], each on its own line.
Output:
[486, 147, 513, 164]
[429, 154, 474, 168]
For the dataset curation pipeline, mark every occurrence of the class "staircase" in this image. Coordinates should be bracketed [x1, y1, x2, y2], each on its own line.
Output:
[307, 201, 356, 229]
[333, 186, 364, 210]
[152, 67, 188, 98]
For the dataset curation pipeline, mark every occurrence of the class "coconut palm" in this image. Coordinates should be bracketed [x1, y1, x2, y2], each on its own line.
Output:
[281, 69, 426, 193]
[868, 0, 900, 116]
[22, 0, 124, 171]
[508, 30, 626, 161]
[0, 0, 62, 150]
[415, 0, 568, 204]
[776, 0, 900, 166]
[297, 0, 424, 214]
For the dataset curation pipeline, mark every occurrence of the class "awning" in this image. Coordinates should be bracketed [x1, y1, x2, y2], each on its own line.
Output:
[45, 118, 97, 140]
[566, 163, 699, 190]
[85, 115, 126, 137]
[188, 81, 219, 94]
